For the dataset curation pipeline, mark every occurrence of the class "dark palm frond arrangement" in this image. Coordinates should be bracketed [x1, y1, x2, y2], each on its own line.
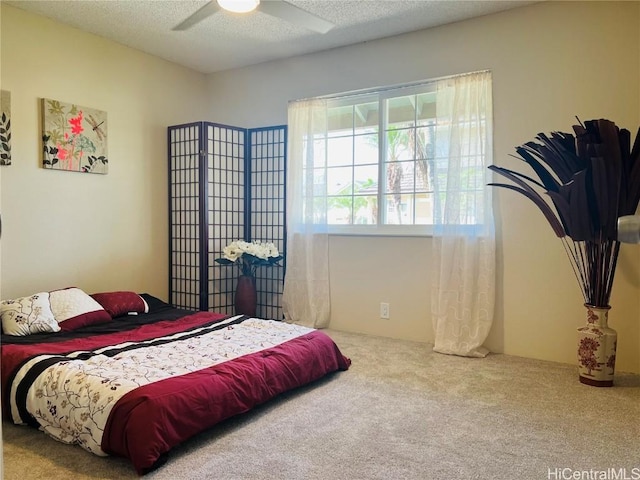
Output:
[489, 118, 640, 307]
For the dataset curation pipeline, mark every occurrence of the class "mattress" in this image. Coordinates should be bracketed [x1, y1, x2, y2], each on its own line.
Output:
[1, 294, 351, 474]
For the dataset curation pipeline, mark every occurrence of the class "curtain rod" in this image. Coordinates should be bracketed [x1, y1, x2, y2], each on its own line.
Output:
[289, 69, 491, 104]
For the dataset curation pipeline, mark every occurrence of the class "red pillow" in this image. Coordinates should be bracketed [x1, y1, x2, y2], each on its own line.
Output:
[91, 291, 149, 318]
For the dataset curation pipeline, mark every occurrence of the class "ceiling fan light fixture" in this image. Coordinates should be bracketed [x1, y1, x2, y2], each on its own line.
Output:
[217, 0, 260, 14]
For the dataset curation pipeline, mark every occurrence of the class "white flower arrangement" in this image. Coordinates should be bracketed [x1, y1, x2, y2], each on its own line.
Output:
[215, 240, 283, 277]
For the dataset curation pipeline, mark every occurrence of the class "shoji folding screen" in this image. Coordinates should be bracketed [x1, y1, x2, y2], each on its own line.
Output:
[168, 122, 286, 319]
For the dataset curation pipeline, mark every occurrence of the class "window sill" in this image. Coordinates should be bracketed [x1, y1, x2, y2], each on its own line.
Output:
[327, 225, 433, 237]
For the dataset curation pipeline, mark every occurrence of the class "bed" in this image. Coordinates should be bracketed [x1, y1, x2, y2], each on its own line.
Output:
[1, 289, 351, 475]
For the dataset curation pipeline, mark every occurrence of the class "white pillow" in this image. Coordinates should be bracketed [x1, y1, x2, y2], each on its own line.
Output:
[0, 292, 61, 336]
[49, 287, 111, 331]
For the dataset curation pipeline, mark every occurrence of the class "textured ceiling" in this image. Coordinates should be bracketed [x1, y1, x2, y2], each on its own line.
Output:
[5, 0, 537, 74]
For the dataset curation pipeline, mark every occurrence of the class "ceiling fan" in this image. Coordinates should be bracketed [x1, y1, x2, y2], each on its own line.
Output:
[172, 0, 336, 34]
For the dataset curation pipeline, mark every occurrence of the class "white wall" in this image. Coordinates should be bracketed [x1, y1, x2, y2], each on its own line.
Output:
[206, 1, 640, 373]
[0, 5, 208, 300]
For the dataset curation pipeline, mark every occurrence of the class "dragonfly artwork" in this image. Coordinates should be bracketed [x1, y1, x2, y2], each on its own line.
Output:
[41, 98, 108, 174]
[87, 114, 106, 142]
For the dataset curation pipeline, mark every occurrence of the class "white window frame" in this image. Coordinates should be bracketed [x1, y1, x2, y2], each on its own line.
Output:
[311, 78, 487, 237]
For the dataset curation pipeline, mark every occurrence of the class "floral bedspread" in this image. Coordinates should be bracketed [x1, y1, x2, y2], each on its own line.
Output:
[9, 315, 314, 456]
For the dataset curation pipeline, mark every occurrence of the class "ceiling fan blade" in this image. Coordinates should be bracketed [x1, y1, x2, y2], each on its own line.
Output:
[172, 1, 220, 31]
[257, 0, 335, 34]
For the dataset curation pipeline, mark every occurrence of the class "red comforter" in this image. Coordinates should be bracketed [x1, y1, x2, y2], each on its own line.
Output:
[2, 308, 351, 474]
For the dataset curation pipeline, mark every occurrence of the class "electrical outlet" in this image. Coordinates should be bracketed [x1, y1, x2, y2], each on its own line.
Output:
[380, 302, 390, 319]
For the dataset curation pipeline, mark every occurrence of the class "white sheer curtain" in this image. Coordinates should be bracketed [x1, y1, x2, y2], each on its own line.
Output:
[431, 71, 495, 357]
[282, 99, 331, 328]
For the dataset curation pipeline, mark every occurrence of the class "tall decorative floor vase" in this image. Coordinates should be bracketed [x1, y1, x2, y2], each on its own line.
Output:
[235, 275, 257, 317]
[577, 305, 617, 387]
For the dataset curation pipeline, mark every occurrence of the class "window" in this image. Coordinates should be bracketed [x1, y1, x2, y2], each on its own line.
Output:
[301, 78, 490, 235]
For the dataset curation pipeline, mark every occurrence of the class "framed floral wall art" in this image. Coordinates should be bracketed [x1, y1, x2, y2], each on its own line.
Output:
[1, 90, 11, 166]
[42, 98, 108, 174]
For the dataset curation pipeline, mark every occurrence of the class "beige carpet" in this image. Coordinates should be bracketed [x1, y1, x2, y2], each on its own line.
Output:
[3, 329, 639, 480]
